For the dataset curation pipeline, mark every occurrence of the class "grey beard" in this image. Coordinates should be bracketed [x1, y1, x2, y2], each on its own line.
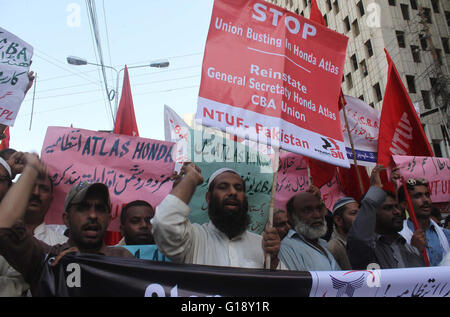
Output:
[293, 214, 327, 240]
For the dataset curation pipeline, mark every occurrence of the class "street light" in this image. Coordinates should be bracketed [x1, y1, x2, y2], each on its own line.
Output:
[67, 55, 170, 120]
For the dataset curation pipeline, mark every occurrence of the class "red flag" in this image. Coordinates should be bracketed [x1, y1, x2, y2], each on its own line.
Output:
[113, 65, 139, 137]
[0, 127, 10, 151]
[337, 165, 370, 202]
[107, 65, 139, 245]
[310, 0, 326, 25]
[378, 50, 433, 167]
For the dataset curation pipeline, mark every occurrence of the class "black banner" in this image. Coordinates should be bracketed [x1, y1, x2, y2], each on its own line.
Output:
[39, 254, 312, 297]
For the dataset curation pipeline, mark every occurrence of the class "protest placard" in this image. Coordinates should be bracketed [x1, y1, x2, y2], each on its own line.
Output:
[196, 0, 349, 167]
[0, 27, 33, 126]
[188, 126, 273, 234]
[41, 126, 175, 231]
[341, 95, 379, 166]
[393, 155, 450, 203]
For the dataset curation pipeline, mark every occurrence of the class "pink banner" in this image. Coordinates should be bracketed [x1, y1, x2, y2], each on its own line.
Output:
[393, 155, 450, 203]
[275, 151, 309, 210]
[41, 127, 175, 231]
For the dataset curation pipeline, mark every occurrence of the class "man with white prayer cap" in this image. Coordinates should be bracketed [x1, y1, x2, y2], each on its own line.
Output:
[152, 163, 284, 269]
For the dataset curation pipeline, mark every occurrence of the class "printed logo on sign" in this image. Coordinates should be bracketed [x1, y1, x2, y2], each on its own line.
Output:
[315, 137, 345, 160]
[330, 274, 365, 297]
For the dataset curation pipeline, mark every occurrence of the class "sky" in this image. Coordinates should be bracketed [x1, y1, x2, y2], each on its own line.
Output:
[2, 0, 215, 153]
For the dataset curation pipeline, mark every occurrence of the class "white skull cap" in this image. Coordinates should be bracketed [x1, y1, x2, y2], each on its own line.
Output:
[207, 168, 239, 187]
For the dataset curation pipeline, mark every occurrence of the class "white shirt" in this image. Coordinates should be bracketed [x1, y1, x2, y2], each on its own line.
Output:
[152, 194, 265, 268]
[0, 223, 68, 297]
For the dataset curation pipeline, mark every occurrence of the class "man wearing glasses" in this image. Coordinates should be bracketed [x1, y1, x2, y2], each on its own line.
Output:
[398, 178, 450, 266]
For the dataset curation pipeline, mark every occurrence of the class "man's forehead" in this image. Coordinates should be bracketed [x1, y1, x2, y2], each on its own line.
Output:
[410, 184, 430, 194]
[127, 205, 154, 216]
[213, 171, 243, 184]
[294, 192, 320, 207]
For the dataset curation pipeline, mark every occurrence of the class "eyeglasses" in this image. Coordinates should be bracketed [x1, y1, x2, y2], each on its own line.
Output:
[406, 178, 428, 187]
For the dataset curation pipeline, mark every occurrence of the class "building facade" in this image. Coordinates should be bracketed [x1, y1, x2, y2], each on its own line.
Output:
[267, 0, 450, 157]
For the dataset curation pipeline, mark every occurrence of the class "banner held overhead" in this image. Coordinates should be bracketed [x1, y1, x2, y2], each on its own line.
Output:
[196, 0, 349, 167]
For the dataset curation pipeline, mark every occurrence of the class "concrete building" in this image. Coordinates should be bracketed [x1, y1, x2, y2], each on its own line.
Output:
[267, 0, 450, 157]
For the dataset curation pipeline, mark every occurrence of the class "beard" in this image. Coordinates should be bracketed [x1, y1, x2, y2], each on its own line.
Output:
[293, 214, 327, 241]
[208, 194, 250, 240]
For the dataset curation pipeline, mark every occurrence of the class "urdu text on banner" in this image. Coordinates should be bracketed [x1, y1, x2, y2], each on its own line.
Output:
[41, 126, 175, 231]
[0, 27, 33, 126]
[196, 0, 350, 167]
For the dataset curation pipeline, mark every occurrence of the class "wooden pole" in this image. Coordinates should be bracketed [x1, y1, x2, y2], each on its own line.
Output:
[341, 101, 365, 195]
[265, 146, 280, 269]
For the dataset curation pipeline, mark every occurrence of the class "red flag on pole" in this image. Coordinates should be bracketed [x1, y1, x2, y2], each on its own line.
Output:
[0, 127, 10, 151]
[377, 49, 433, 166]
[106, 65, 139, 245]
[113, 65, 139, 137]
[306, 1, 347, 192]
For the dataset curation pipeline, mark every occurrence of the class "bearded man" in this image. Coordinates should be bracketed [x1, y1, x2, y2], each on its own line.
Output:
[152, 163, 283, 269]
[279, 192, 340, 271]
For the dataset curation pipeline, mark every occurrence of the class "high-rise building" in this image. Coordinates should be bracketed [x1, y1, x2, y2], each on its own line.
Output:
[267, 0, 449, 157]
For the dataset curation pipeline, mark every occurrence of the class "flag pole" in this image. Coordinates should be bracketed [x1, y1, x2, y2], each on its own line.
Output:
[402, 180, 430, 266]
[265, 145, 279, 269]
[341, 95, 365, 195]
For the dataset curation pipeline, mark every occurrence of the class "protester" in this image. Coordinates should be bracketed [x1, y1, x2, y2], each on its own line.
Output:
[152, 163, 283, 269]
[347, 165, 426, 269]
[327, 196, 359, 270]
[279, 191, 340, 271]
[430, 206, 444, 227]
[0, 148, 25, 180]
[118, 200, 155, 245]
[398, 178, 450, 266]
[273, 208, 291, 241]
[0, 153, 133, 296]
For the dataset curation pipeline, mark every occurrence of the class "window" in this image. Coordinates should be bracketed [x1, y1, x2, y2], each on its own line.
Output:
[326, 0, 332, 12]
[389, 0, 396, 6]
[344, 16, 351, 32]
[430, 77, 438, 93]
[446, 11, 450, 27]
[303, 0, 307, 8]
[359, 95, 365, 101]
[423, 8, 432, 24]
[442, 37, 449, 54]
[373, 83, 382, 102]
[410, 0, 418, 10]
[419, 34, 428, 50]
[352, 19, 360, 37]
[432, 141, 443, 157]
[406, 75, 416, 93]
[435, 49, 443, 65]
[333, 0, 339, 14]
[350, 54, 358, 71]
[421, 90, 431, 109]
[324, 14, 328, 26]
[346, 73, 353, 89]
[410, 45, 421, 62]
[360, 59, 368, 77]
[357, 1, 365, 17]
[431, 0, 440, 14]
[295, 8, 299, 14]
[365, 40, 374, 57]
[401, 4, 410, 20]
[396, 30, 406, 48]
[369, 102, 375, 108]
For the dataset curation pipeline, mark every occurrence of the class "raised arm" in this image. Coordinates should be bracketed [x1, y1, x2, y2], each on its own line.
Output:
[0, 153, 46, 228]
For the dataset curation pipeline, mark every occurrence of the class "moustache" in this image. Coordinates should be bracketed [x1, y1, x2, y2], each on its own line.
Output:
[29, 195, 42, 205]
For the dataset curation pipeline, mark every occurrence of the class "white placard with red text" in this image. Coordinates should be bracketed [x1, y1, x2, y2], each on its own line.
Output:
[196, 0, 349, 167]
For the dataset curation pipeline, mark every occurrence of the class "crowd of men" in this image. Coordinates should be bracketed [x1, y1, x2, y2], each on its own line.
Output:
[0, 73, 449, 297]
[0, 150, 448, 296]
